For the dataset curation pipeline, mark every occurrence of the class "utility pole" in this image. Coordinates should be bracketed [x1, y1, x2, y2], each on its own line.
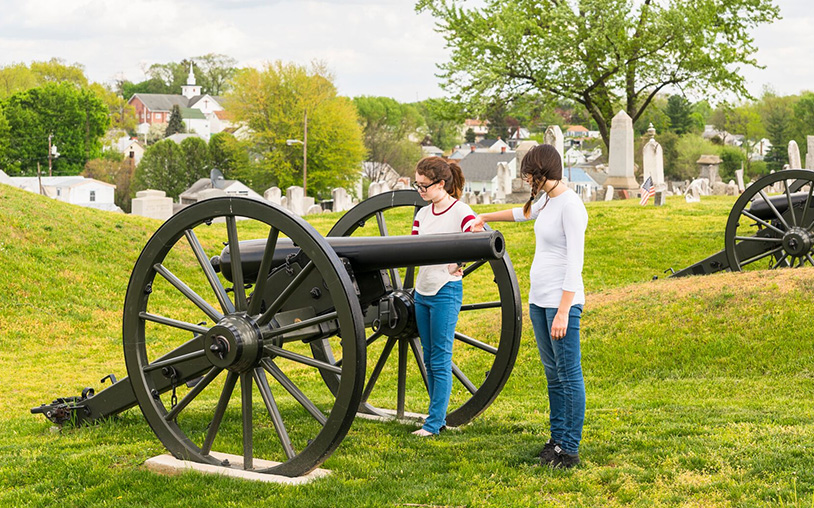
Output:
[48, 134, 53, 177]
[303, 109, 308, 195]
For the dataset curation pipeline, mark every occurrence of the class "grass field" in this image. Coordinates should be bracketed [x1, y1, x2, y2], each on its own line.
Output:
[1, 184, 813, 507]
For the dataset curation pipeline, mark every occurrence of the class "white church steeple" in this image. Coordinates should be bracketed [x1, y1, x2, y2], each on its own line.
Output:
[181, 63, 201, 99]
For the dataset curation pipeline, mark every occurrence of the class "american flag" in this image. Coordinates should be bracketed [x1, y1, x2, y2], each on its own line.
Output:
[640, 176, 655, 205]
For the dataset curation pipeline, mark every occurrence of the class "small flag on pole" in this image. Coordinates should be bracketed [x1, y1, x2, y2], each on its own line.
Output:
[640, 176, 655, 205]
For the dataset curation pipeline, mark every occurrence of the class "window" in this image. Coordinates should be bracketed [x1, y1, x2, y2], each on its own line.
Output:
[155, 113, 162, 121]
[89, 190, 96, 202]
[56, 188, 61, 197]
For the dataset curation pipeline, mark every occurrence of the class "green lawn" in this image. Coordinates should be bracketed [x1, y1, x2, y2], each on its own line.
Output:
[1, 185, 812, 507]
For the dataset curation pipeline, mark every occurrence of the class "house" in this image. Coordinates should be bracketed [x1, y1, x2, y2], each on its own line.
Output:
[129, 65, 231, 141]
[562, 166, 602, 198]
[476, 138, 511, 153]
[461, 119, 489, 141]
[458, 151, 516, 193]
[5, 175, 121, 212]
[421, 145, 444, 157]
[118, 138, 145, 166]
[178, 175, 264, 206]
[565, 125, 589, 138]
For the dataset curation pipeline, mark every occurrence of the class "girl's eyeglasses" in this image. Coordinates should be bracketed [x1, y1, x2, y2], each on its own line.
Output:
[411, 179, 441, 192]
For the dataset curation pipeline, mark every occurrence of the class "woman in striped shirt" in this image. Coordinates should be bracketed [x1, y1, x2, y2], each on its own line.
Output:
[410, 156, 476, 437]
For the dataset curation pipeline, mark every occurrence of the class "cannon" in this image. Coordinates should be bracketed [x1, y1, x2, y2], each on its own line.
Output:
[671, 169, 814, 277]
[32, 190, 522, 477]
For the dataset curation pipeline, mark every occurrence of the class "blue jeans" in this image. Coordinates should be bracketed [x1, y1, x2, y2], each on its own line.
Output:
[414, 281, 463, 434]
[529, 303, 585, 454]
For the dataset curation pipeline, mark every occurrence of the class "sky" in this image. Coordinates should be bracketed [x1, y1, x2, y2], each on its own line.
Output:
[0, 0, 811, 103]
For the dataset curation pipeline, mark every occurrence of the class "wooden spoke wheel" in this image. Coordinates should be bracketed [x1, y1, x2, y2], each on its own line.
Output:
[311, 190, 522, 427]
[725, 170, 814, 271]
[122, 197, 365, 477]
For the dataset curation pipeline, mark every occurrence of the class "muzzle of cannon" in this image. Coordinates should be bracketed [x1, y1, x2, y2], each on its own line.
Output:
[32, 190, 522, 478]
[672, 169, 814, 277]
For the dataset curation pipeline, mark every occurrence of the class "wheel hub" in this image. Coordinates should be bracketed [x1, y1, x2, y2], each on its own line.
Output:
[204, 314, 263, 372]
[782, 227, 813, 257]
[375, 290, 418, 340]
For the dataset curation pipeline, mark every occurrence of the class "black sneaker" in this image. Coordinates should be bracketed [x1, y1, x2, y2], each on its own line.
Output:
[538, 439, 558, 464]
[549, 445, 580, 469]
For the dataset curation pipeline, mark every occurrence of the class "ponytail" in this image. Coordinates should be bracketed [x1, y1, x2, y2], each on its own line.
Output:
[446, 162, 465, 199]
[415, 156, 464, 199]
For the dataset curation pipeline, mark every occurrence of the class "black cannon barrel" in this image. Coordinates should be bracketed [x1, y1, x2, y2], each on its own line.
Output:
[212, 231, 505, 283]
[748, 190, 814, 221]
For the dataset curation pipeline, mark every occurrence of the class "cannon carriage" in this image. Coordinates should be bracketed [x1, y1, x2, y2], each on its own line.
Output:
[671, 169, 814, 277]
[33, 190, 522, 477]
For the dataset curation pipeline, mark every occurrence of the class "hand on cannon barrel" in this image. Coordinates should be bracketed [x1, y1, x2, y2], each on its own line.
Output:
[471, 215, 487, 232]
[447, 263, 464, 276]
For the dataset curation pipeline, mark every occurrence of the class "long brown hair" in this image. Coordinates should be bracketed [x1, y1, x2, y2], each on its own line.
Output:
[415, 156, 465, 199]
[521, 144, 563, 217]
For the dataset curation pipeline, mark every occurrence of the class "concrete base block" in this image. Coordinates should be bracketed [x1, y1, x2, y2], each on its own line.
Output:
[144, 451, 330, 485]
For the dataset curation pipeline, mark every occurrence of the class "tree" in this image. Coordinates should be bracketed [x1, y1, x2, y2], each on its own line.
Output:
[758, 89, 796, 170]
[179, 136, 211, 185]
[134, 139, 186, 199]
[194, 53, 238, 95]
[417, 0, 780, 148]
[664, 95, 695, 134]
[0, 58, 88, 99]
[464, 128, 476, 143]
[165, 105, 185, 137]
[0, 82, 110, 175]
[83, 153, 136, 212]
[414, 98, 463, 151]
[711, 102, 765, 170]
[119, 54, 238, 98]
[228, 61, 366, 197]
[88, 82, 137, 133]
[354, 96, 424, 175]
[209, 132, 252, 180]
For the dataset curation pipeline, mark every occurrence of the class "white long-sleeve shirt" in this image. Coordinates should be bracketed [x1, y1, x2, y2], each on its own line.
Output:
[512, 188, 588, 308]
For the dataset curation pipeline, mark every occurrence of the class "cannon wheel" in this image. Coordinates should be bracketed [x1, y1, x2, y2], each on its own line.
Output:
[311, 190, 522, 427]
[725, 169, 814, 271]
[122, 197, 365, 477]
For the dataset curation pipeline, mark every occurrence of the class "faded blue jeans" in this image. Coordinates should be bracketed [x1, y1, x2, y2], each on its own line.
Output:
[529, 303, 585, 454]
[414, 280, 463, 434]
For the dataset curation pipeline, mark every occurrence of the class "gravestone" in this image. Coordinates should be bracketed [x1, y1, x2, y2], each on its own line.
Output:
[604, 184, 614, 201]
[305, 204, 323, 215]
[697, 155, 722, 185]
[280, 196, 288, 210]
[544, 125, 564, 168]
[735, 169, 745, 193]
[605, 110, 639, 193]
[131, 189, 173, 221]
[495, 162, 511, 203]
[264, 186, 282, 206]
[654, 190, 666, 207]
[480, 192, 492, 205]
[286, 186, 314, 216]
[642, 138, 665, 189]
[807, 136, 814, 170]
[789, 140, 802, 169]
[368, 182, 383, 198]
[331, 188, 352, 212]
[515, 140, 539, 170]
[726, 180, 738, 196]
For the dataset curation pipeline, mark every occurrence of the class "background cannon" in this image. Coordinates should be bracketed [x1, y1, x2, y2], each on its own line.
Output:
[32, 190, 521, 478]
[671, 169, 814, 277]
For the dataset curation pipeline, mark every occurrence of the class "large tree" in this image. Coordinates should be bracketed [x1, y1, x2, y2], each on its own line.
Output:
[134, 139, 186, 199]
[0, 58, 87, 99]
[165, 105, 185, 137]
[354, 96, 424, 175]
[417, 0, 780, 147]
[1, 82, 110, 175]
[227, 61, 366, 197]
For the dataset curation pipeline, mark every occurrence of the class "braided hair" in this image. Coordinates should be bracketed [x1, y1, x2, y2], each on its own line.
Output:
[521, 144, 563, 218]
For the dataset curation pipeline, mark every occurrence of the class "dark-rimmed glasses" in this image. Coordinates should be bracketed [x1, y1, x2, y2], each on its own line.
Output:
[411, 179, 442, 192]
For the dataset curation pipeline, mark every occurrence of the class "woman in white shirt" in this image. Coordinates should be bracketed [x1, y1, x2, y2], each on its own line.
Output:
[473, 144, 588, 468]
[411, 157, 476, 437]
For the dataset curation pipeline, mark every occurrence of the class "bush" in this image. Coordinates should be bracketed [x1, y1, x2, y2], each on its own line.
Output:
[719, 145, 746, 181]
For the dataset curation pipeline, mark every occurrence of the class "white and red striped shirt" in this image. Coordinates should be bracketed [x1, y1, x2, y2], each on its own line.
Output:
[412, 199, 476, 296]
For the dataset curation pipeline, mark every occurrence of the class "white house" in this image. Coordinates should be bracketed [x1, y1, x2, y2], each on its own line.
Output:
[6, 175, 121, 212]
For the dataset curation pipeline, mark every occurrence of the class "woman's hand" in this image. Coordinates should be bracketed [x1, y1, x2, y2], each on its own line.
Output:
[448, 263, 464, 276]
[472, 215, 486, 232]
[551, 311, 569, 340]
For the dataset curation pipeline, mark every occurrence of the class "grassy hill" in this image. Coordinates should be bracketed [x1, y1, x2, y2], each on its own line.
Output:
[1, 184, 812, 507]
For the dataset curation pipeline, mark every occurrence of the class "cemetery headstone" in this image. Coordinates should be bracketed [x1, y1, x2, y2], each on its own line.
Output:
[789, 140, 802, 169]
[605, 110, 639, 193]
